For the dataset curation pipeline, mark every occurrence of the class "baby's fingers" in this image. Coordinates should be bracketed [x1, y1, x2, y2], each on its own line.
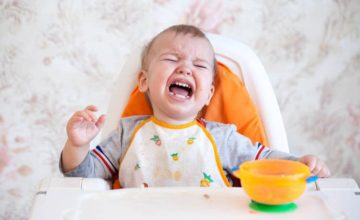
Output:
[85, 109, 98, 122]
[66, 113, 85, 131]
[85, 105, 100, 122]
[315, 163, 331, 178]
[299, 155, 316, 171]
[95, 114, 106, 129]
[68, 111, 83, 123]
[311, 160, 323, 175]
[85, 105, 98, 112]
[67, 105, 101, 128]
[74, 111, 93, 122]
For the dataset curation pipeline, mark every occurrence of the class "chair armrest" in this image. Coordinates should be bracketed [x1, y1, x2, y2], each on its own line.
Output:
[38, 177, 111, 192]
[316, 178, 359, 191]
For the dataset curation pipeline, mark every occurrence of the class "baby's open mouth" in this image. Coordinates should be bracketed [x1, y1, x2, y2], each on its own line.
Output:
[169, 80, 193, 99]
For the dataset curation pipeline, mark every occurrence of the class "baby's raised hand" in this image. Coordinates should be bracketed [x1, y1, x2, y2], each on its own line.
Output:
[66, 105, 106, 147]
[298, 155, 331, 178]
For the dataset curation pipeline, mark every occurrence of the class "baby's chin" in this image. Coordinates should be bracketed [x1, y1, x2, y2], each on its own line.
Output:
[153, 108, 200, 124]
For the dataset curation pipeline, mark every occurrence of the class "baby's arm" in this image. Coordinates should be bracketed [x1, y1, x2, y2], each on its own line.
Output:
[264, 149, 331, 177]
[62, 105, 106, 172]
[207, 121, 330, 178]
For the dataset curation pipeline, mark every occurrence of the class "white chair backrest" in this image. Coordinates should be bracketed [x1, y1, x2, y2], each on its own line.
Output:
[101, 33, 289, 153]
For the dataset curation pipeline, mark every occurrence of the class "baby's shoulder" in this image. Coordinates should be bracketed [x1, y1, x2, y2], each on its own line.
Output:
[119, 115, 151, 131]
[202, 119, 238, 136]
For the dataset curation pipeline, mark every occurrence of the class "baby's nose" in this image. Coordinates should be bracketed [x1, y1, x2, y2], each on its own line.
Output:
[176, 67, 192, 76]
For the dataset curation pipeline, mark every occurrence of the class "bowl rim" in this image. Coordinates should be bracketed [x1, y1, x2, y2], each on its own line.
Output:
[235, 159, 310, 181]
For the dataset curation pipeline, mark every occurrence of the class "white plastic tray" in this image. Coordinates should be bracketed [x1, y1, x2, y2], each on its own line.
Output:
[29, 178, 360, 220]
[63, 187, 341, 220]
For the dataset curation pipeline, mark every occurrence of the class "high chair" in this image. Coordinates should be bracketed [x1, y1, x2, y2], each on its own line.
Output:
[29, 33, 298, 220]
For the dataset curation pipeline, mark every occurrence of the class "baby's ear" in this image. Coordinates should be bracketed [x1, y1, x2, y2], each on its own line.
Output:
[205, 84, 215, 106]
[138, 70, 149, 92]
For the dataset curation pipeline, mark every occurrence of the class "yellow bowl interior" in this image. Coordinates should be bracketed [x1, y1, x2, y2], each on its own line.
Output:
[233, 159, 310, 205]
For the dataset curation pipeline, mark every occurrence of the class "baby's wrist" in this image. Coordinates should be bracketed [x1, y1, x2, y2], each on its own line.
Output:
[65, 139, 89, 149]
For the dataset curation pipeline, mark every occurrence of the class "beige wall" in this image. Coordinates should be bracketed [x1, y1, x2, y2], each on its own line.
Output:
[0, 0, 359, 218]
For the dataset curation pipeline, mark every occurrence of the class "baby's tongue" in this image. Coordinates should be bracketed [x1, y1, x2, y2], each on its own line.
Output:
[171, 86, 189, 97]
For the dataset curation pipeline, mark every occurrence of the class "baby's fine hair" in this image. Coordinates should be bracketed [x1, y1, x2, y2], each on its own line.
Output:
[141, 24, 217, 74]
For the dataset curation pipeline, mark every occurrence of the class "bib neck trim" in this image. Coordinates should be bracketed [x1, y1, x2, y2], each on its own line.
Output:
[151, 116, 197, 129]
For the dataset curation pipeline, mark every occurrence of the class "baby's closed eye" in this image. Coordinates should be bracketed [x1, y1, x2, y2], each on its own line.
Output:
[163, 58, 177, 62]
[194, 64, 207, 69]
